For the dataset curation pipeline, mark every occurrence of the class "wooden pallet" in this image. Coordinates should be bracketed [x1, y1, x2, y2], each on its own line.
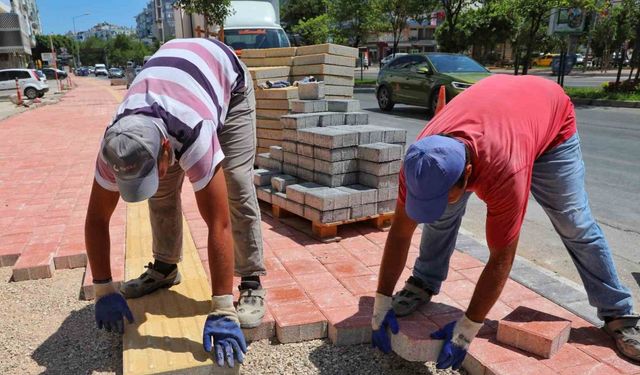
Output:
[261, 201, 394, 242]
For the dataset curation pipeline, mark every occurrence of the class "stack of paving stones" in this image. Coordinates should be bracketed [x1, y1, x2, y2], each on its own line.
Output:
[253, 97, 406, 225]
[241, 43, 358, 99]
[254, 86, 299, 154]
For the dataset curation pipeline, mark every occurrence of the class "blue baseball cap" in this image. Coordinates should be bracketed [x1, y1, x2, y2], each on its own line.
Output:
[404, 135, 466, 223]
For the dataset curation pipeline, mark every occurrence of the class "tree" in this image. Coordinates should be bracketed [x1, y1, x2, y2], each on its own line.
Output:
[32, 34, 75, 62]
[328, 0, 385, 47]
[292, 14, 330, 45]
[375, 0, 432, 55]
[436, 0, 472, 52]
[281, 0, 327, 31]
[174, 0, 235, 40]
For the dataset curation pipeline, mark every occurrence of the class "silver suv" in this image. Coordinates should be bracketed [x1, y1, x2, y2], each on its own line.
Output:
[0, 68, 50, 99]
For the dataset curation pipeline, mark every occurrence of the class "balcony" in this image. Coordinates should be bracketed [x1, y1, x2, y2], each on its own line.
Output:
[0, 13, 31, 54]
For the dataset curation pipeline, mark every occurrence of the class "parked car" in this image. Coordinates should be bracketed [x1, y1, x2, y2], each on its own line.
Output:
[380, 53, 407, 68]
[532, 53, 558, 67]
[94, 64, 108, 76]
[108, 68, 124, 78]
[575, 53, 585, 66]
[75, 67, 89, 76]
[35, 70, 47, 83]
[0, 68, 49, 99]
[42, 67, 68, 80]
[88, 66, 95, 75]
[376, 53, 491, 113]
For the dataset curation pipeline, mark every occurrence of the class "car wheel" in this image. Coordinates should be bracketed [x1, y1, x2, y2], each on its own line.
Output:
[377, 86, 395, 112]
[429, 86, 443, 115]
[37, 92, 44, 98]
[24, 87, 37, 100]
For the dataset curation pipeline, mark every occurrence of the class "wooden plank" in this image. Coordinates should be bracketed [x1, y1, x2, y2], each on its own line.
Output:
[123, 202, 239, 374]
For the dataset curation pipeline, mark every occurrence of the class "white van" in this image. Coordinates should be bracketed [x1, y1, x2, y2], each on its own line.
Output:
[94, 63, 108, 76]
[0, 69, 49, 99]
[223, 1, 290, 52]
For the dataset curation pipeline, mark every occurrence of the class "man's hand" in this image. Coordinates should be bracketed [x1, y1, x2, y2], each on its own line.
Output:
[94, 282, 134, 334]
[371, 293, 399, 353]
[431, 315, 483, 370]
[203, 295, 247, 368]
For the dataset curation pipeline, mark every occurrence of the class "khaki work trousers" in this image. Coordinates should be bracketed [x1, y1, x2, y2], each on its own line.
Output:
[148, 74, 265, 277]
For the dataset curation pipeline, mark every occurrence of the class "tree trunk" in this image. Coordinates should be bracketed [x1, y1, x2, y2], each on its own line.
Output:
[616, 47, 624, 84]
[514, 45, 520, 75]
[203, 12, 209, 38]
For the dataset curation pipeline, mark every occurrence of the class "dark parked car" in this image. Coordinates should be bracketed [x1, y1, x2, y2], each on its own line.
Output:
[75, 67, 89, 76]
[376, 53, 492, 113]
[108, 68, 124, 78]
[42, 68, 67, 80]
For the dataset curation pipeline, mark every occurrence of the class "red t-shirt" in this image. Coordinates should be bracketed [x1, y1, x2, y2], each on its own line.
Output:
[398, 74, 576, 249]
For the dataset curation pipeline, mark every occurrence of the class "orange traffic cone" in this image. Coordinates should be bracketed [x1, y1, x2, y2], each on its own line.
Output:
[435, 85, 446, 115]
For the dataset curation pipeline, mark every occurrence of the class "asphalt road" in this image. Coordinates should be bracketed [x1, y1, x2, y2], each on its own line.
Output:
[356, 92, 640, 304]
[354, 67, 632, 87]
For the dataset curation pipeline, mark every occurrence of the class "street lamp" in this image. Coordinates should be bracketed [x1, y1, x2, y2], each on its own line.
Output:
[72, 13, 90, 68]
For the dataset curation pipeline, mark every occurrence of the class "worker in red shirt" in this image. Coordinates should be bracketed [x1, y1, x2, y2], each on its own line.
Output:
[371, 74, 639, 368]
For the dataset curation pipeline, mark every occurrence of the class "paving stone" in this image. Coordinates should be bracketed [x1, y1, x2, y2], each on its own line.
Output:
[358, 160, 402, 176]
[314, 159, 358, 175]
[292, 64, 355, 78]
[283, 152, 298, 166]
[351, 203, 378, 219]
[318, 113, 347, 127]
[271, 175, 298, 193]
[292, 75, 354, 87]
[497, 306, 571, 359]
[297, 143, 314, 158]
[377, 199, 396, 214]
[12, 245, 55, 281]
[296, 167, 314, 182]
[327, 99, 360, 112]
[325, 85, 355, 97]
[248, 66, 292, 80]
[313, 127, 359, 148]
[256, 153, 283, 173]
[298, 82, 325, 100]
[256, 98, 292, 110]
[345, 112, 369, 125]
[256, 186, 273, 203]
[243, 309, 276, 343]
[324, 303, 373, 346]
[256, 108, 290, 120]
[358, 172, 399, 189]
[290, 99, 328, 113]
[256, 138, 281, 149]
[282, 141, 297, 153]
[314, 172, 358, 188]
[253, 168, 279, 186]
[256, 128, 283, 141]
[255, 87, 299, 100]
[243, 56, 295, 67]
[305, 188, 351, 211]
[285, 199, 305, 217]
[382, 127, 408, 144]
[257, 119, 285, 130]
[293, 53, 355, 67]
[297, 155, 315, 171]
[272, 192, 288, 209]
[303, 206, 350, 224]
[286, 182, 327, 204]
[358, 142, 405, 162]
[264, 47, 298, 57]
[269, 146, 284, 161]
[271, 301, 328, 343]
[295, 43, 359, 58]
[391, 317, 443, 362]
[282, 163, 298, 176]
[377, 187, 399, 202]
[313, 146, 357, 162]
[282, 129, 298, 142]
[336, 185, 377, 206]
[281, 113, 321, 129]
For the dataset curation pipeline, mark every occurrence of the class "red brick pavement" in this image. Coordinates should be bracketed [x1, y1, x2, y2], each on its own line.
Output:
[1, 78, 638, 374]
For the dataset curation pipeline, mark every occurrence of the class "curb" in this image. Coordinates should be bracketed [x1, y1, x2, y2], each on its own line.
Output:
[354, 86, 376, 94]
[454, 230, 601, 326]
[570, 97, 640, 108]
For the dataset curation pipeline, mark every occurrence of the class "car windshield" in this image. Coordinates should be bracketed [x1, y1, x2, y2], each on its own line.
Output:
[427, 54, 487, 73]
[225, 28, 290, 50]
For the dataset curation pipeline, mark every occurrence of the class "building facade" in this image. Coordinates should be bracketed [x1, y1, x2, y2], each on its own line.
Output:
[136, 1, 155, 41]
[75, 22, 135, 42]
[0, 0, 40, 68]
[136, 0, 177, 44]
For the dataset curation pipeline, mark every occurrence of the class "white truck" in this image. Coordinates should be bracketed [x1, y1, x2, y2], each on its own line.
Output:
[174, 0, 290, 53]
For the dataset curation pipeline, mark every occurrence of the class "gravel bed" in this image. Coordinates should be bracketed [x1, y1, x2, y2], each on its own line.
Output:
[0, 267, 462, 375]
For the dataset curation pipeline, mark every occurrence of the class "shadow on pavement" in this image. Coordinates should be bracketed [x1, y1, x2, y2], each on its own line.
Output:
[632, 272, 640, 288]
[362, 106, 433, 123]
[32, 305, 122, 375]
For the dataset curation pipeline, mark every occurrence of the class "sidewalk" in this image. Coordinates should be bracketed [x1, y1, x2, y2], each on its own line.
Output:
[0, 78, 638, 374]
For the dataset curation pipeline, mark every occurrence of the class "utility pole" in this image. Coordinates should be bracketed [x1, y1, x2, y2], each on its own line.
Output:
[72, 13, 90, 67]
[154, 0, 165, 44]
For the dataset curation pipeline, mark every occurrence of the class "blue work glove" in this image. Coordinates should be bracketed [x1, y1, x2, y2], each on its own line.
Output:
[94, 282, 134, 334]
[203, 295, 247, 368]
[431, 315, 483, 370]
[371, 293, 399, 354]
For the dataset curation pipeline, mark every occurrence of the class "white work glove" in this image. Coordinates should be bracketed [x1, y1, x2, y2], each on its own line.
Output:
[371, 293, 399, 353]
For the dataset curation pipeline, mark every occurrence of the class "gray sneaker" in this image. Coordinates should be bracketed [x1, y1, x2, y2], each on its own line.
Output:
[237, 287, 266, 329]
[120, 262, 181, 299]
[603, 315, 640, 363]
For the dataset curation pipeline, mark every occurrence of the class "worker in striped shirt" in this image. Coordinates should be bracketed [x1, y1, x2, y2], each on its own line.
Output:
[85, 38, 266, 367]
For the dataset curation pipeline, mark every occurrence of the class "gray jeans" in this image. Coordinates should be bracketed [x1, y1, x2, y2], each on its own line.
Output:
[148, 75, 266, 277]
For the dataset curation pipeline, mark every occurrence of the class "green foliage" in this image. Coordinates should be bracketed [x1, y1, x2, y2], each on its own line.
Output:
[32, 34, 76, 63]
[375, 0, 437, 53]
[436, 0, 472, 52]
[281, 0, 327, 30]
[565, 85, 640, 100]
[78, 35, 155, 67]
[292, 14, 330, 45]
[174, 0, 234, 34]
[328, 0, 385, 47]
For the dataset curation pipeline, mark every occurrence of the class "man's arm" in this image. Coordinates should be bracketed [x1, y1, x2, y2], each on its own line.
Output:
[377, 202, 418, 296]
[194, 165, 234, 296]
[85, 179, 120, 281]
[466, 237, 518, 323]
